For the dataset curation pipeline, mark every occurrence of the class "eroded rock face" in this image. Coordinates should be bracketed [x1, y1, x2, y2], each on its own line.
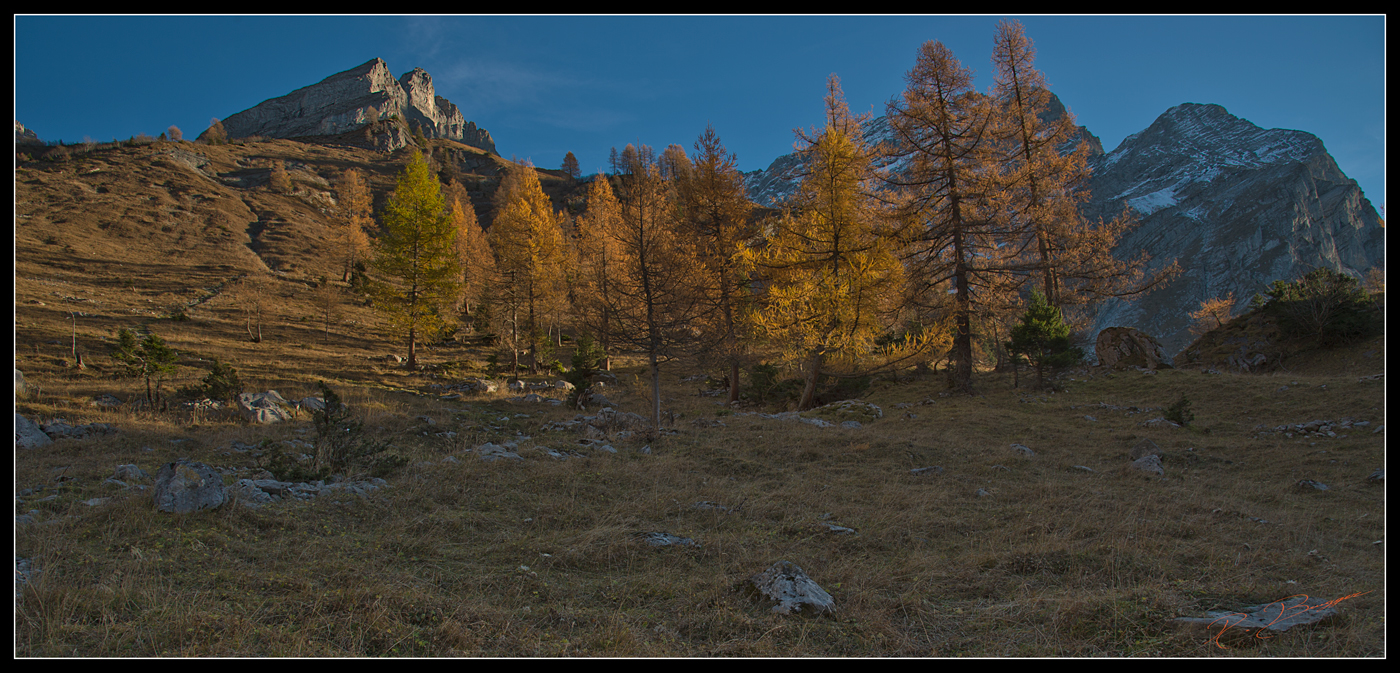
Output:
[214, 58, 496, 155]
[1096, 327, 1172, 370]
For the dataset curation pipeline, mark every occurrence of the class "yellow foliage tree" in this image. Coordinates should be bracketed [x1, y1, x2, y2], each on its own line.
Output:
[607, 151, 710, 430]
[674, 125, 755, 403]
[334, 168, 374, 284]
[572, 175, 625, 370]
[1189, 292, 1237, 336]
[446, 188, 494, 326]
[742, 76, 914, 411]
[991, 20, 1179, 320]
[488, 161, 567, 376]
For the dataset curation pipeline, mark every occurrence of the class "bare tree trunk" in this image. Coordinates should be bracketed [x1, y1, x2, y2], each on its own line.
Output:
[798, 351, 824, 411]
[70, 312, 84, 370]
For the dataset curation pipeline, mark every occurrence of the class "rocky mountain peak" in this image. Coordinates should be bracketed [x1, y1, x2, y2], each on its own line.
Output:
[214, 58, 495, 155]
[1085, 103, 1382, 356]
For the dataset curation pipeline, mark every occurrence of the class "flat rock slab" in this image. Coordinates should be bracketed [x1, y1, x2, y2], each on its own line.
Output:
[640, 532, 698, 547]
[749, 561, 835, 615]
[1174, 595, 1343, 633]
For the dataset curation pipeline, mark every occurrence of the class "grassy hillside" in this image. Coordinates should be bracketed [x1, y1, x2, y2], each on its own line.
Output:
[13, 137, 1386, 657]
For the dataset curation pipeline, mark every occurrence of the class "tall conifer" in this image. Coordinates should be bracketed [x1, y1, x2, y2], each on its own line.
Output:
[371, 150, 462, 368]
[743, 76, 910, 410]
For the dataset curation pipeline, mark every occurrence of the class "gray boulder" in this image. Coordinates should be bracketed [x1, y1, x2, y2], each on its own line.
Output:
[1096, 327, 1173, 370]
[237, 391, 294, 424]
[749, 561, 835, 615]
[153, 460, 227, 513]
[15, 414, 53, 449]
[1131, 454, 1165, 476]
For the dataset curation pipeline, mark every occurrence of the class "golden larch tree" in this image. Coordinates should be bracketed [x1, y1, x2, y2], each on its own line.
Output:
[488, 161, 567, 376]
[886, 41, 1005, 394]
[572, 175, 626, 370]
[334, 168, 374, 284]
[675, 125, 755, 403]
[607, 148, 711, 432]
[743, 76, 912, 411]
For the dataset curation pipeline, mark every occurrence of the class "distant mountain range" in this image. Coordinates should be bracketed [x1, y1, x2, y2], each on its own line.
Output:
[23, 57, 1376, 358]
[742, 98, 1385, 356]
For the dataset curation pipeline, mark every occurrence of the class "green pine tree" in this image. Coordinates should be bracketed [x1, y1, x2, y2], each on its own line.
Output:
[1006, 291, 1083, 389]
[111, 329, 180, 405]
[371, 150, 463, 368]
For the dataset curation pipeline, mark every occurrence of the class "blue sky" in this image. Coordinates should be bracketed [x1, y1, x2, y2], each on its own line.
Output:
[14, 15, 1386, 210]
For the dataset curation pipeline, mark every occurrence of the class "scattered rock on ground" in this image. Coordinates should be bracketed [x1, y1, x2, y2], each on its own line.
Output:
[475, 442, 524, 462]
[1140, 417, 1181, 429]
[237, 391, 294, 424]
[39, 419, 117, 440]
[640, 532, 698, 547]
[1130, 438, 1162, 460]
[15, 414, 53, 449]
[113, 464, 148, 481]
[749, 561, 835, 615]
[153, 460, 227, 513]
[1174, 595, 1343, 633]
[1131, 454, 1165, 476]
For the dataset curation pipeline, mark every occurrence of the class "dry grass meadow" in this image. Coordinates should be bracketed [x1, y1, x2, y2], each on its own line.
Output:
[14, 137, 1386, 657]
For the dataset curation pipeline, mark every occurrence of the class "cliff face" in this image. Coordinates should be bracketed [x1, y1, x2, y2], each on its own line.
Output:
[1082, 103, 1384, 355]
[215, 58, 496, 155]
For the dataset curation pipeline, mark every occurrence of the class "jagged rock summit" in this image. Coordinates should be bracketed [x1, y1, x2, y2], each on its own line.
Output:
[214, 58, 496, 155]
[1083, 103, 1384, 354]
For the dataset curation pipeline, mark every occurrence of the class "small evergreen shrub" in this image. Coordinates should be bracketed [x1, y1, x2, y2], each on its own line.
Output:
[564, 334, 607, 407]
[1258, 268, 1382, 346]
[200, 358, 243, 403]
[1165, 393, 1194, 426]
[312, 381, 388, 476]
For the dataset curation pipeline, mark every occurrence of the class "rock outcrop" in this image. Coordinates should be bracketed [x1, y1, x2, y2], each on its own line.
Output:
[214, 58, 496, 155]
[14, 121, 42, 146]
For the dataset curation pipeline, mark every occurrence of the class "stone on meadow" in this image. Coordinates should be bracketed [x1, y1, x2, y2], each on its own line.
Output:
[749, 561, 835, 615]
[153, 460, 227, 513]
